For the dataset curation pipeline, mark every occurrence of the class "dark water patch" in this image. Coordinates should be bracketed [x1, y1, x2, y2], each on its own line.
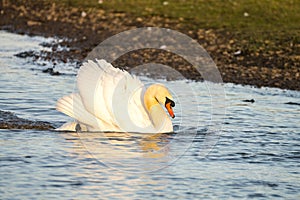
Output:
[271, 194, 283, 198]
[41, 164, 75, 168]
[286, 154, 300, 159]
[236, 152, 257, 160]
[41, 184, 66, 188]
[242, 99, 255, 103]
[285, 102, 300, 106]
[14, 50, 38, 59]
[0, 156, 31, 164]
[24, 155, 33, 158]
[251, 180, 279, 188]
[0, 110, 54, 130]
[46, 179, 85, 186]
[247, 193, 267, 198]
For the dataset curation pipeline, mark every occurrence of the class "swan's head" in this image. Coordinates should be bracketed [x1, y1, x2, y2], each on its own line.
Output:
[144, 84, 175, 118]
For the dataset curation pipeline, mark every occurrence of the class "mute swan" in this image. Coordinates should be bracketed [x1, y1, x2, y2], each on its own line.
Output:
[56, 59, 175, 133]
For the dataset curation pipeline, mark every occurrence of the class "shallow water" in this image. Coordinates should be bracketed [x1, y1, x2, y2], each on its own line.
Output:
[1, 31, 300, 199]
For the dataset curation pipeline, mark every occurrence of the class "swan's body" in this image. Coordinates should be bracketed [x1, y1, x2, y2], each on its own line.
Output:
[56, 59, 175, 133]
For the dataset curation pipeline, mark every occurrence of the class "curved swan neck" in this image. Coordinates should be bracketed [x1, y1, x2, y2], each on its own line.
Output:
[143, 84, 172, 132]
[149, 104, 169, 130]
[144, 85, 160, 112]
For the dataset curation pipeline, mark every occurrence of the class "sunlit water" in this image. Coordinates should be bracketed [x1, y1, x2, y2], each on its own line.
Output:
[0, 31, 299, 199]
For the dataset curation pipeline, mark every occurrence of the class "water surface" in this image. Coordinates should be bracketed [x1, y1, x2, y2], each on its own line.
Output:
[0, 31, 299, 199]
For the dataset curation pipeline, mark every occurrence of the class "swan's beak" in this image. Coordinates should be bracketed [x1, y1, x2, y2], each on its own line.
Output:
[165, 97, 175, 118]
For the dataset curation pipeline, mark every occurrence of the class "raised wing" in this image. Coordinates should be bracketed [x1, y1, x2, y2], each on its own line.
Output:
[77, 59, 152, 132]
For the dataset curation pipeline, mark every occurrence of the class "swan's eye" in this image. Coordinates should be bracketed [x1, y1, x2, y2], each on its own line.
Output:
[165, 97, 175, 107]
[171, 101, 175, 107]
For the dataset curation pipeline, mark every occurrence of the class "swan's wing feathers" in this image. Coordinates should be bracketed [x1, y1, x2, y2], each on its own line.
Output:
[56, 93, 107, 129]
[92, 62, 151, 131]
[76, 59, 152, 132]
[77, 60, 117, 126]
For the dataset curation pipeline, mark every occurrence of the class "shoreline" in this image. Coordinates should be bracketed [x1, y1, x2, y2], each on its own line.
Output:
[1, 1, 299, 91]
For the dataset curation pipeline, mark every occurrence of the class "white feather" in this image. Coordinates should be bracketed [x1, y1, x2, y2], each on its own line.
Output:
[56, 93, 118, 131]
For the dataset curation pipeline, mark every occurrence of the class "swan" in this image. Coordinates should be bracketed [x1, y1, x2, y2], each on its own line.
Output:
[56, 59, 175, 133]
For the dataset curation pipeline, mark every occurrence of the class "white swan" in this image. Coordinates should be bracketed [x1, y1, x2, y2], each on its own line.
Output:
[56, 59, 175, 133]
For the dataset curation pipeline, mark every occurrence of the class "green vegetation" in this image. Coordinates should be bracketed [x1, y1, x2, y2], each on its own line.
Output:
[55, 0, 299, 52]
[58, 0, 299, 32]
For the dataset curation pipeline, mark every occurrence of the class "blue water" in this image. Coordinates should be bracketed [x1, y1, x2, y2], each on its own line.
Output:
[0, 31, 299, 199]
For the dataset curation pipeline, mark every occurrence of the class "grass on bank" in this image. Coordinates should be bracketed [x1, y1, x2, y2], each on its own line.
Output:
[55, 0, 300, 52]
[57, 0, 300, 33]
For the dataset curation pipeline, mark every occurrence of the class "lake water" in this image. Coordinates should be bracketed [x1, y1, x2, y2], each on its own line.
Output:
[0, 31, 299, 199]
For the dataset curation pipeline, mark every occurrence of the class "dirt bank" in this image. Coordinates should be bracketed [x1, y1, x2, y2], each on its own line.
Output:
[1, 0, 299, 90]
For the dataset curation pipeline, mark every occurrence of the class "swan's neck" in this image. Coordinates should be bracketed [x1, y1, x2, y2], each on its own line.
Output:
[143, 85, 172, 132]
[149, 104, 169, 131]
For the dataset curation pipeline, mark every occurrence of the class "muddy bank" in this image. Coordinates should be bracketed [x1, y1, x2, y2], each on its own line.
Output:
[0, 110, 54, 130]
[1, 0, 299, 90]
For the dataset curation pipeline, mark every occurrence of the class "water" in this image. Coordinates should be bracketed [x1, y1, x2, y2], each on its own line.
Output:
[1, 31, 299, 199]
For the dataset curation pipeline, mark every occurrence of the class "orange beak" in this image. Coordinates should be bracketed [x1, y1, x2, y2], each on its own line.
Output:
[165, 102, 175, 118]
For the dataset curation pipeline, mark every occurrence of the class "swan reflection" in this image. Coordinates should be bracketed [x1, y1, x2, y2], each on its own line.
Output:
[62, 131, 177, 172]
